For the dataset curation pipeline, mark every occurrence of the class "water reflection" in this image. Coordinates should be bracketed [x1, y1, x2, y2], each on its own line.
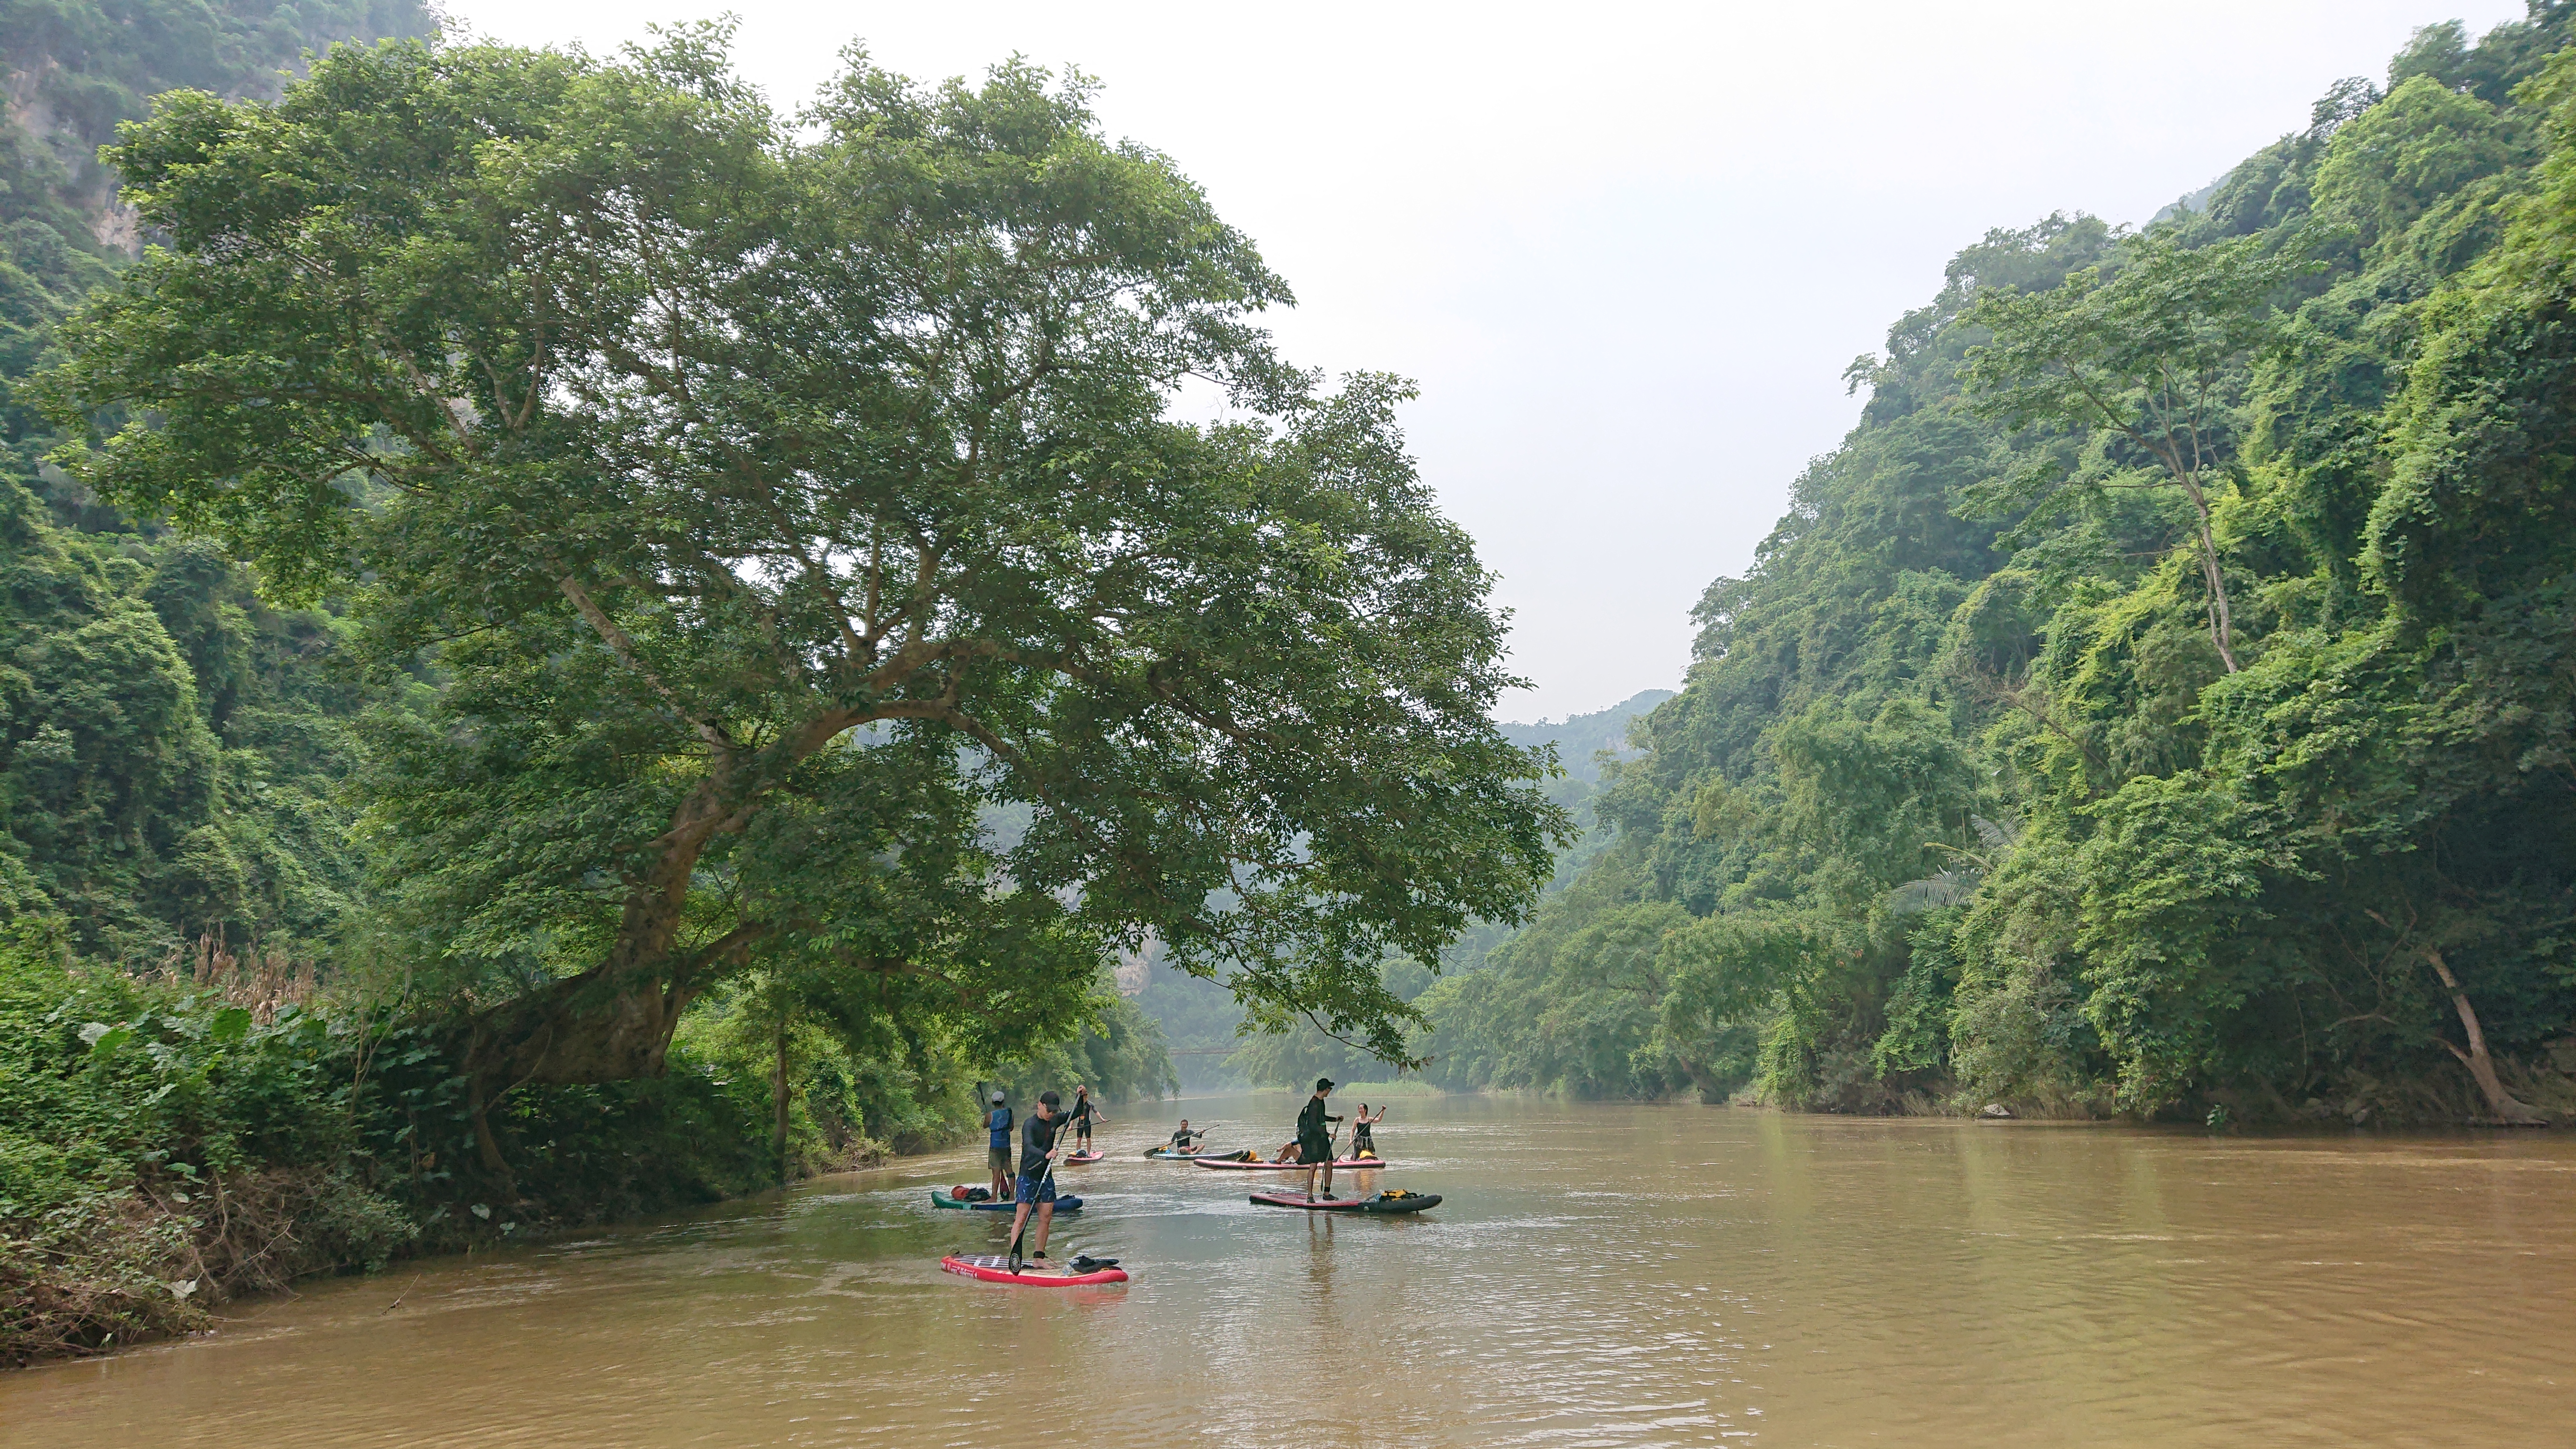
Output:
[4, 1096, 2569, 1447]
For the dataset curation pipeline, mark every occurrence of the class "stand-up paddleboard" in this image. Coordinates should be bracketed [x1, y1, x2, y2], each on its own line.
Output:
[1144, 1145, 1244, 1160]
[1247, 1190, 1439, 1214]
[930, 1189, 1083, 1213]
[1061, 1149, 1108, 1164]
[1194, 1155, 1390, 1171]
[941, 1253, 1128, 1286]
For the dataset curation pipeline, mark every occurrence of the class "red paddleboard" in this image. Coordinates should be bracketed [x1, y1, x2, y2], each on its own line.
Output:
[1193, 1156, 1390, 1171]
[941, 1253, 1128, 1286]
[1061, 1150, 1108, 1164]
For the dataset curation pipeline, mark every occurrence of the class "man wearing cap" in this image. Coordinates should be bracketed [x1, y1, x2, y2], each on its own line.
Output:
[1296, 1077, 1343, 1202]
[985, 1090, 1015, 1202]
[1006, 1090, 1065, 1264]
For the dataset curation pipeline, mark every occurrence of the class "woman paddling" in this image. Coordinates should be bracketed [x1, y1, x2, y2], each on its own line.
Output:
[1351, 1102, 1386, 1160]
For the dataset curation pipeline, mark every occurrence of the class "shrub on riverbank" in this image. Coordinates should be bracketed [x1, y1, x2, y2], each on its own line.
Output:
[0, 938, 788, 1364]
[0, 937, 412, 1360]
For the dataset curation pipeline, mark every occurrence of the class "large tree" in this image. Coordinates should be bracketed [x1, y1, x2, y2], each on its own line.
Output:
[44, 32, 1567, 1160]
[1962, 233, 2308, 674]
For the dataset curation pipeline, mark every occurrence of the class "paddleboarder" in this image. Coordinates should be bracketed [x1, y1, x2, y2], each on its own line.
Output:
[1296, 1077, 1343, 1202]
[985, 1090, 1015, 1202]
[1005, 1090, 1065, 1264]
[1352, 1102, 1386, 1159]
[1166, 1119, 1202, 1154]
[1070, 1084, 1106, 1153]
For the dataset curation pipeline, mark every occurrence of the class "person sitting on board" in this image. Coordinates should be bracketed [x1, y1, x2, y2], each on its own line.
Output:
[985, 1090, 1015, 1202]
[1351, 1102, 1385, 1159]
[1166, 1120, 1201, 1154]
[1069, 1084, 1106, 1154]
[1006, 1090, 1065, 1263]
[1296, 1076, 1344, 1202]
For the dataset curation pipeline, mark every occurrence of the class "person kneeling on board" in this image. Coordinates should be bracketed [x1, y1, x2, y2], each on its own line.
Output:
[1297, 1077, 1343, 1202]
[1006, 1090, 1064, 1262]
[1167, 1120, 1202, 1154]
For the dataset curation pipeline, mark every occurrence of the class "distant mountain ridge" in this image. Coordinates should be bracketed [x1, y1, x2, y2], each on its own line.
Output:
[1497, 688, 1676, 784]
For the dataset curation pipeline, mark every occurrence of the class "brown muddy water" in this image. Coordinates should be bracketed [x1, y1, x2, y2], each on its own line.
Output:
[4, 1094, 2571, 1448]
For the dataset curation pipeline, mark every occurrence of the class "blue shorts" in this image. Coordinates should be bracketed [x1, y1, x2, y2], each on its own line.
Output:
[1014, 1172, 1057, 1205]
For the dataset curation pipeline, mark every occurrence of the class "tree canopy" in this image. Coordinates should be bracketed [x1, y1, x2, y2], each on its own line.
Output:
[41, 31, 1569, 1151]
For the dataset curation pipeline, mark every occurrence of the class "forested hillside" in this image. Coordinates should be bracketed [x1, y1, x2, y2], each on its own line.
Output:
[2, 3, 439, 957]
[1419, 6, 2576, 1124]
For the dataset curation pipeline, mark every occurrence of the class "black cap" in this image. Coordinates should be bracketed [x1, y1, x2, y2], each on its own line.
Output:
[1039, 1090, 1062, 1107]
[1315, 1077, 1334, 1092]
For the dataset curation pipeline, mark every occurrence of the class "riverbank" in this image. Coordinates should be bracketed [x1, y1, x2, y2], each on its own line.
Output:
[0, 944, 788, 1364]
[1205, 1067, 2576, 1126]
[0, 940, 996, 1364]
[0, 936, 1194, 1365]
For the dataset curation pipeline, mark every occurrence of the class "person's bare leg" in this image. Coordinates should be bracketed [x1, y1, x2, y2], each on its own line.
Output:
[1303, 1164, 1317, 1201]
[1033, 1202, 1054, 1259]
[1321, 1162, 1334, 1200]
[1007, 1200, 1032, 1248]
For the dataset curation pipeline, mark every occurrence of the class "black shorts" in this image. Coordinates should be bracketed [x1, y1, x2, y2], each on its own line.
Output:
[1296, 1136, 1333, 1164]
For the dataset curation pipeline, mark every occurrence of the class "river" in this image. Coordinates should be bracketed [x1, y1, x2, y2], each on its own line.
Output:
[4, 1094, 2569, 1447]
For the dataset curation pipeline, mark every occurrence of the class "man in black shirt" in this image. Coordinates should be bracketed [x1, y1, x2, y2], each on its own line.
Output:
[1006, 1090, 1064, 1265]
[1296, 1077, 1342, 1202]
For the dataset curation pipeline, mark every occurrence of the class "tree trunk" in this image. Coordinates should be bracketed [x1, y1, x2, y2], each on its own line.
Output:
[773, 1018, 792, 1184]
[1673, 1055, 1726, 1104]
[2176, 472, 2240, 673]
[2426, 950, 2543, 1123]
[464, 967, 700, 1088]
[465, 1071, 516, 1194]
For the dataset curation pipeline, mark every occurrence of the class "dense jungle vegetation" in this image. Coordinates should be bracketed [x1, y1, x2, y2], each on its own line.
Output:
[1410, 6, 2576, 1125]
[1, 16, 1563, 1359]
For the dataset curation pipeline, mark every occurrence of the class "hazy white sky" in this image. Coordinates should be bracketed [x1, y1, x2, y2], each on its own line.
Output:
[444, 0, 2529, 720]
